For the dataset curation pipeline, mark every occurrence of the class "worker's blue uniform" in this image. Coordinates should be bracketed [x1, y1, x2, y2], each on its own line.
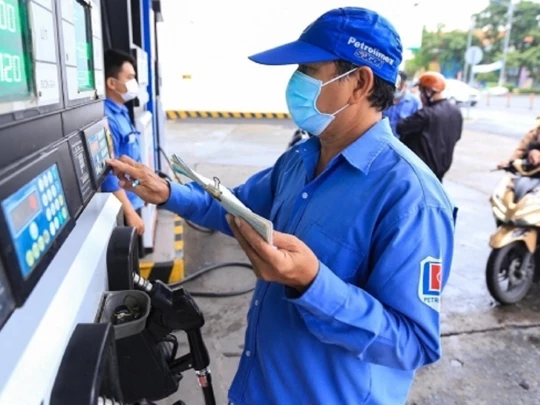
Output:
[101, 98, 144, 211]
[383, 91, 423, 139]
[162, 118, 457, 404]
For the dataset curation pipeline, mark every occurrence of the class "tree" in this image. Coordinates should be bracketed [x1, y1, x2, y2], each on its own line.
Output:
[506, 47, 540, 85]
[474, 0, 540, 84]
[406, 26, 482, 78]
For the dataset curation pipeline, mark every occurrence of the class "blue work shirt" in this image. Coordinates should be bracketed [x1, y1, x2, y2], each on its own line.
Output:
[101, 98, 144, 211]
[383, 92, 422, 138]
[163, 118, 457, 404]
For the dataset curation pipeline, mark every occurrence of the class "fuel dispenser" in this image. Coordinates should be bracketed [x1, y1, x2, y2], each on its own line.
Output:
[0, 1, 217, 404]
[0, 0, 123, 402]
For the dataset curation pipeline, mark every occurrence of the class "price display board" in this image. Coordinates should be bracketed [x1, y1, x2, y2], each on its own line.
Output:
[73, 0, 94, 91]
[0, 0, 32, 102]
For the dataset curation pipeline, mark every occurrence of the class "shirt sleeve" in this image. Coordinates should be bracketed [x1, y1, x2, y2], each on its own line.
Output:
[162, 164, 279, 236]
[288, 205, 455, 371]
[397, 108, 428, 139]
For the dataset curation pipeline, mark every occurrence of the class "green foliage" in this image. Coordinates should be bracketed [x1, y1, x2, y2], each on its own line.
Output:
[476, 72, 499, 83]
[408, 0, 540, 85]
[474, 0, 540, 56]
[409, 26, 481, 71]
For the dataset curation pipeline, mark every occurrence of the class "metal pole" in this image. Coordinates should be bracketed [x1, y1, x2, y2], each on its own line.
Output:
[499, 1, 516, 87]
[463, 16, 475, 82]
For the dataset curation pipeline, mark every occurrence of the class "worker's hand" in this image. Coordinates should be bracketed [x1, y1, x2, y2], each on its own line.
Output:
[529, 150, 540, 166]
[125, 210, 145, 235]
[227, 215, 319, 292]
[497, 160, 510, 169]
[107, 156, 170, 205]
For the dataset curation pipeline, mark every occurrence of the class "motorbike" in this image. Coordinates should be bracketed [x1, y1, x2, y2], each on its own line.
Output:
[487, 158, 540, 304]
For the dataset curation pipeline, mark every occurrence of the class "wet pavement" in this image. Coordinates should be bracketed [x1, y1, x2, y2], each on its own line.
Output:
[464, 94, 538, 139]
[159, 119, 540, 405]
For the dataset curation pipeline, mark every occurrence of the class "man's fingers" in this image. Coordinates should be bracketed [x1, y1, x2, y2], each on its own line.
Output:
[227, 216, 266, 267]
[107, 158, 140, 178]
[233, 217, 279, 261]
[272, 231, 301, 252]
[119, 155, 141, 167]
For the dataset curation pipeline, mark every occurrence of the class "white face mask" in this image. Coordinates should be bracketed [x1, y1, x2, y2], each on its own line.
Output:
[117, 78, 139, 102]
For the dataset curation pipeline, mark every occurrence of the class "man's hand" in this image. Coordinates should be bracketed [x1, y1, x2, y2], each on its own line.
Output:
[107, 156, 170, 205]
[529, 150, 540, 166]
[125, 210, 145, 235]
[227, 215, 319, 292]
[497, 160, 510, 169]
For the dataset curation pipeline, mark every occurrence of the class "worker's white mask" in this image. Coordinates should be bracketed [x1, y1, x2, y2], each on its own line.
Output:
[118, 79, 139, 102]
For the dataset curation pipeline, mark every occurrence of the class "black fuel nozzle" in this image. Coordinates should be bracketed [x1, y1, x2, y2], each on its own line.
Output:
[133, 275, 210, 369]
[132, 274, 216, 405]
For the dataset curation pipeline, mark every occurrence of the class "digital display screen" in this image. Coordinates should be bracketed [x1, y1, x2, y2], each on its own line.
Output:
[1, 164, 71, 279]
[10, 189, 40, 235]
[0, 0, 32, 101]
[73, 0, 94, 91]
[87, 128, 111, 179]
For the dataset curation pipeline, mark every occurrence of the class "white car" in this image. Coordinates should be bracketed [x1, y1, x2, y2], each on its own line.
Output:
[443, 79, 481, 106]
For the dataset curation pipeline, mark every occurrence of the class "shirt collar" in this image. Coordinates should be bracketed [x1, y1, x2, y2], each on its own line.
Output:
[341, 118, 392, 174]
[296, 119, 392, 175]
[105, 98, 128, 114]
[396, 92, 414, 105]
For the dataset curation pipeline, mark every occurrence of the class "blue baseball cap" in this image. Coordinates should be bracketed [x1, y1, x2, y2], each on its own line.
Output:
[248, 7, 403, 85]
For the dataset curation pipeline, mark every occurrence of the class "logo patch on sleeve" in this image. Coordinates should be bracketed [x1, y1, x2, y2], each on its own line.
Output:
[418, 256, 442, 312]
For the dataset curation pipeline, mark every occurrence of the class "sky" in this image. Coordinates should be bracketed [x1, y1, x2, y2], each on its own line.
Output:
[157, 0, 538, 112]
[420, 0, 490, 30]
[422, 0, 540, 31]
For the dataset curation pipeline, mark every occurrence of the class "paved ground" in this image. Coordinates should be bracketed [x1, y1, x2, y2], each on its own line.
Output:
[465, 94, 538, 139]
[158, 115, 540, 405]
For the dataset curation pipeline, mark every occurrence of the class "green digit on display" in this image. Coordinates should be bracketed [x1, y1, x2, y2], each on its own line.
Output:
[0, 0, 32, 102]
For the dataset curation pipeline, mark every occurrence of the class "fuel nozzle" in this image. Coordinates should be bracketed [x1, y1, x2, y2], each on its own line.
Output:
[132, 274, 216, 405]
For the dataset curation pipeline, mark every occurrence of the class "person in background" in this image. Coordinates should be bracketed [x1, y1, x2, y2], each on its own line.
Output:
[101, 49, 145, 249]
[398, 71, 463, 182]
[498, 121, 540, 168]
[383, 70, 422, 138]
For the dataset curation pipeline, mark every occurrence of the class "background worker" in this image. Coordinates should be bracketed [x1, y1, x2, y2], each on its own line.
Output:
[101, 49, 146, 254]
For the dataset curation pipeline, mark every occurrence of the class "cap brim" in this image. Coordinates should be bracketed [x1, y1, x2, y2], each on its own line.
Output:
[248, 40, 338, 66]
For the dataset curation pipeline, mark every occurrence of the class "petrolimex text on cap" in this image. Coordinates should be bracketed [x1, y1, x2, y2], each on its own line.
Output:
[347, 36, 395, 67]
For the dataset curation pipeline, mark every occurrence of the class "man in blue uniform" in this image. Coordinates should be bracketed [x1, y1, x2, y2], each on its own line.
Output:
[107, 7, 457, 404]
[383, 71, 422, 138]
[101, 49, 145, 244]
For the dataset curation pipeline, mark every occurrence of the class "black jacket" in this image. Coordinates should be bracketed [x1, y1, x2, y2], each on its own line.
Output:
[397, 99, 463, 180]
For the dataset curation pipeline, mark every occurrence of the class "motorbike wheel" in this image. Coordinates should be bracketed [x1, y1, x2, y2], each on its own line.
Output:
[486, 242, 535, 305]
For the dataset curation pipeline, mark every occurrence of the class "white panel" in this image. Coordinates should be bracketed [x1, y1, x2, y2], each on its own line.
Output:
[32, 0, 53, 11]
[94, 69, 105, 96]
[29, 3, 57, 63]
[66, 65, 83, 100]
[67, 67, 97, 101]
[60, 0, 74, 23]
[35, 62, 59, 105]
[91, 3, 102, 39]
[137, 51, 149, 86]
[62, 21, 76, 67]
[92, 38, 103, 71]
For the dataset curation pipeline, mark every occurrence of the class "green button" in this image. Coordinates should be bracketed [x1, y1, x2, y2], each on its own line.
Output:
[26, 250, 34, 267]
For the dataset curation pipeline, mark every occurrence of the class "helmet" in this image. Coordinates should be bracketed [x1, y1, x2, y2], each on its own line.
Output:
[417, 72, 446, 93]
